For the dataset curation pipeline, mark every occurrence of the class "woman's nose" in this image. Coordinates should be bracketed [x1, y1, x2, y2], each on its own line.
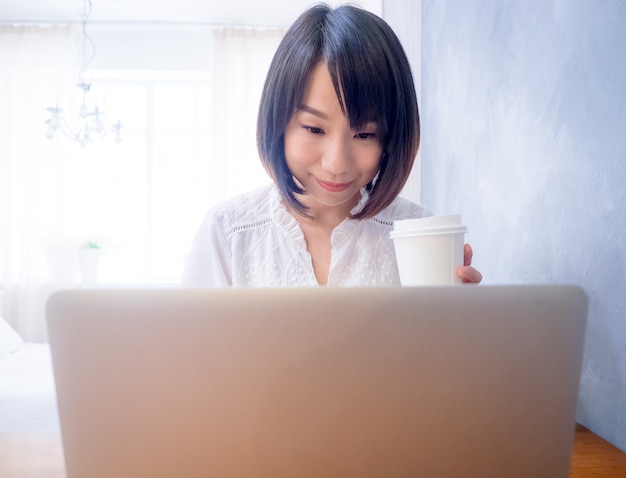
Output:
[321, 137, 350, 175]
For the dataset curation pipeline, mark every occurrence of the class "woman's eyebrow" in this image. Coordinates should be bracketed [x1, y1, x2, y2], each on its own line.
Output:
[297, 104, 329, 119]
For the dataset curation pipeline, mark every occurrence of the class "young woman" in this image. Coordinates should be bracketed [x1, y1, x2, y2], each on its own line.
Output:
[182, 4, 482, 287]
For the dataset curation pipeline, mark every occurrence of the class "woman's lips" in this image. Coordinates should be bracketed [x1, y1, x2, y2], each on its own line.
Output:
[316, 178, 352, 192]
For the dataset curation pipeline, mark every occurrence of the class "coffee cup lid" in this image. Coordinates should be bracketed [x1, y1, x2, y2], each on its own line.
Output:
[393, 214, 463, 231]
[390, 224, 467, 239]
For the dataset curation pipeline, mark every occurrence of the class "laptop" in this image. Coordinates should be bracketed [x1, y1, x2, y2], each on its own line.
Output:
[46, 285, 587, 478]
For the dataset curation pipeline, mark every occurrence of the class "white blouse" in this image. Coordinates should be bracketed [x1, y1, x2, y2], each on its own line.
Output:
[181, 184, 425, 287]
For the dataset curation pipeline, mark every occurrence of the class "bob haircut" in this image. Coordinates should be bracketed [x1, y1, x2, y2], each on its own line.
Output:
[257, 3, 420, 220]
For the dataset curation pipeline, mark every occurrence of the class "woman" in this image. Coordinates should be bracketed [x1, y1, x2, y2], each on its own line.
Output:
[182, 4, 482, 287]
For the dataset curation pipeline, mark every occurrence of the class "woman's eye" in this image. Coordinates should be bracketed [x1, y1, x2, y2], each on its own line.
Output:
[355, 132, 377, 139]
[304, 126, 324, 135]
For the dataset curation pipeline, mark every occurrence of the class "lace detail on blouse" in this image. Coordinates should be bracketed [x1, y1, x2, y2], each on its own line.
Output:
[226, 218, 274, 238]
[181, 183, 425, 288]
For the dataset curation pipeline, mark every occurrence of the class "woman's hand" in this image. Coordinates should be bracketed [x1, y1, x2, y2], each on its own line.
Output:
[457, 244, 482, 284]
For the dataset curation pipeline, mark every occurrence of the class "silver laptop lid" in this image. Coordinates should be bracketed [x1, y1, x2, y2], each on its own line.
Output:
[47, 285, 587, 478]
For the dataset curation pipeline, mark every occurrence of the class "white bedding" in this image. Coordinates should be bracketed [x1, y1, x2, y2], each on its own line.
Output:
[0, 342, 60, 432]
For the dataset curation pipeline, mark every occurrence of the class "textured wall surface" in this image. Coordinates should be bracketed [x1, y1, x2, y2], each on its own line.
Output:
[420, 0, 626, 450]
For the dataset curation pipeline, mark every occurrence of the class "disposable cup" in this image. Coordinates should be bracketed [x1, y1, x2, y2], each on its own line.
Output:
[390, 215, 467, 286]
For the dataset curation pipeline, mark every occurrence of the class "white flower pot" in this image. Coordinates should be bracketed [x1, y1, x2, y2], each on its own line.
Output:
[78, 249, 101, 283]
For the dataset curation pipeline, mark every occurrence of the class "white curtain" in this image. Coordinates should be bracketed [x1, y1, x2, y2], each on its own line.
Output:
[207, 27, 285, 196]
[0, 25, 79, 342]
[0, 25, 285, 342]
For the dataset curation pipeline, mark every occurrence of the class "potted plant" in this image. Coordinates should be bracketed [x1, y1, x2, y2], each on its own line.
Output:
[78, 240, 103, 283]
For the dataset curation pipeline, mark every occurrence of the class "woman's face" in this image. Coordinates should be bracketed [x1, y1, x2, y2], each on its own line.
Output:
[283, 62, 382, 214]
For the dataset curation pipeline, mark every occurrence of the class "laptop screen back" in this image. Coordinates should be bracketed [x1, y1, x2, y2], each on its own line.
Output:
[47, 285, 587, 478]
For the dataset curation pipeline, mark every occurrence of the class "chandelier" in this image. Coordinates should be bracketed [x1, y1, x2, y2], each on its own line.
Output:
[45, 0, 122, 148]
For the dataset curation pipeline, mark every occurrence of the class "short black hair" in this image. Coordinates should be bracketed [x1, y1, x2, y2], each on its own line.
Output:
[257, 3, 420, 219]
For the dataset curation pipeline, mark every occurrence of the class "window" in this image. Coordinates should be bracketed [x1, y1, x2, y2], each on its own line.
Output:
[67, 70, 269, 284]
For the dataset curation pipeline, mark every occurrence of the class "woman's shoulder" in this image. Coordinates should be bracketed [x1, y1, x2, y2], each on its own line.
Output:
[372, 196, 427, 225]
[205, 183, 280, 233]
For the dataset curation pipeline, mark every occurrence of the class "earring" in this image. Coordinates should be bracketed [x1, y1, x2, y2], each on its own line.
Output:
[291, 175, 305, 189]
[371, 169, 381, 187]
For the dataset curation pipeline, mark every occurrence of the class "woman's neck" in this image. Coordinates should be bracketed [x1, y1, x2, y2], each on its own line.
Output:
[294, 192, 358, 231]
[288, 193, 359, 285]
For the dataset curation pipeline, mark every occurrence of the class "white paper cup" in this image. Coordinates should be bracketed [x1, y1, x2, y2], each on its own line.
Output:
[390, 215, 467, 286]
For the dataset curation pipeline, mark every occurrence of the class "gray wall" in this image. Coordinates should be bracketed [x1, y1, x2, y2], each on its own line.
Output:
[420, 0, 626, 450]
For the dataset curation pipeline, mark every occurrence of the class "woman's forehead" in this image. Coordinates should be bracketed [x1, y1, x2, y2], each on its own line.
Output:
[299, 61, 380, 125]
